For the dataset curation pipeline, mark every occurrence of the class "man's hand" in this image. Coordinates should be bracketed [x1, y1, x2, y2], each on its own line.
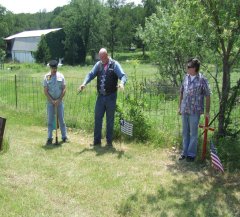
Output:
[77, 85, 85, 94]
[51, 99, 60, 106]
[118, 83, 124, 91]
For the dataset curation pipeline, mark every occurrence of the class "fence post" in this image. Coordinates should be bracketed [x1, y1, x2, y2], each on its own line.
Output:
[14, 75, 17, 109]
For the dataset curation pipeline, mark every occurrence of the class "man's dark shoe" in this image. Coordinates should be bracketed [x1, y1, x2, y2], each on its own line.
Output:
[186, 156, 195, 162]
[62, 137, 69, 143]
[93, 142, 101, 147]
[106, 141, 113, 146]
[179, 155, 186, 160]
[46, 138, 53, 145]
[106, 143, 113, 148]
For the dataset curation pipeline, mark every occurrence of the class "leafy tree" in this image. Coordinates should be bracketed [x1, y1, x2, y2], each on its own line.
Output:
[138, 0, 240, 136]
[135, 0, 163, 56]
[106, 0, 125, 58]
[116, 3, 145, 50]
[142, 0, 161, 17]
[138, 1, 204, 86]
[45, 29, 65, 61]
[0, 5, 13, 48]
[197, 0, 240, 136]
[51, 0, 109, 65]
[34, 35, 51, 64]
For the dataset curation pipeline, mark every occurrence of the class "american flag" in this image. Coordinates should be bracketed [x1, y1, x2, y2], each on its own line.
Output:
[120, 119, 133, 136]
[210, 141, 224, 173]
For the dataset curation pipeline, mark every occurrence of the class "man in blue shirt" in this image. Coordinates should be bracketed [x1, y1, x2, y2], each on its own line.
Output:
[78, 48, 127, 148]
[43, 60, 68, 145]
[178, 58, 211, 161]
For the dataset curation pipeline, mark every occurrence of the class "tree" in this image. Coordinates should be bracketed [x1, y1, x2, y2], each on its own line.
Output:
[137, 1, 205, 86]
[34, 35, 51, 64]
[51, 0, 109, 65]
[142, 0, 161, 17]
[197, 0, 240, 136]
[138, 0, 240, 136]
[45, 29, 65, 61]
[117, 3, 145, 50]
[0, 5, 13, 49]
[106, 0, 125, 58]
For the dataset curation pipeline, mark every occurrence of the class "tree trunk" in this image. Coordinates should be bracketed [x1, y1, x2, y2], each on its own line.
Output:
[218, 55, 231, 136]
[142, 44, 145, 57]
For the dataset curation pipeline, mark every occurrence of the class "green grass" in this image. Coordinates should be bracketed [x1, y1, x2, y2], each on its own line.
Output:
[0, 106, 239, 217]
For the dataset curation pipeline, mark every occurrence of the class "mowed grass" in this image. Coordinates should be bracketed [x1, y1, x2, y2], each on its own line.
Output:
[0, 107, 239, 217]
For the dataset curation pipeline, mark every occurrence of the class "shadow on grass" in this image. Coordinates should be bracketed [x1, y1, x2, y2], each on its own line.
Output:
[42, 141, 64, 150]
[117, 173, 240, 217]
[78, 145, 125, 159]
[117, 149, 240, 216]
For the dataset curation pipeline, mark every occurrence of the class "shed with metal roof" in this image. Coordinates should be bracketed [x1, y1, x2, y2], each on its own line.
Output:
[5, 28, 62, 63]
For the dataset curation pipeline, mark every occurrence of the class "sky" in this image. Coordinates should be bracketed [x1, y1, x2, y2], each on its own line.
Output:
[0, 0, 142, 14]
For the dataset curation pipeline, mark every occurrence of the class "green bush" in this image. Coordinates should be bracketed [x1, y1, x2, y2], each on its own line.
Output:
[114, 61, 152, 142]
[85, 55, 93, 66]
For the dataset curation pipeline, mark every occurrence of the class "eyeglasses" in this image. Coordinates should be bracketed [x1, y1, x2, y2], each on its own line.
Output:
[187, 66, 194, 69]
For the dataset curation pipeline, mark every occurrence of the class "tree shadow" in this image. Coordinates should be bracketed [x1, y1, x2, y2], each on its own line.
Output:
[117, 174, 239, 217]
[117, 151, 240, 216]
[77, 145, 125, 159]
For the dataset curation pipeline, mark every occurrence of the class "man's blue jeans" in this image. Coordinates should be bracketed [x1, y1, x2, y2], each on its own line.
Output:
[94, 92, 117, 145]
[47, 101, 67, 140]
[181, 114, 200, 158]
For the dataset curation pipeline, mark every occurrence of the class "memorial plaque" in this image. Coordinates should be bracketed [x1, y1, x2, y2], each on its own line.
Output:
[0, 117, 6, 150]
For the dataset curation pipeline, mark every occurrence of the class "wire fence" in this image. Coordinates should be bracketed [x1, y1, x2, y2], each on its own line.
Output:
[0, 74, 239, 138]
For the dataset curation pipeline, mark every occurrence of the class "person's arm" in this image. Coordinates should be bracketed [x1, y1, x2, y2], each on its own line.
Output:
[114, 61, 127, 90]
[178, 81, 184, 115]
[54, 84, 66, 106]
[59, 75, 66, 100]
[60, 84, 66, 100]
[77, 62, 99, 92]
[44, 86, 54, 104]
[178, 92, 183, 115]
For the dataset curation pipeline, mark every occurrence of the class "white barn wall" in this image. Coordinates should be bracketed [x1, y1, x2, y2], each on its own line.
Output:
[12, 37, 41, 63]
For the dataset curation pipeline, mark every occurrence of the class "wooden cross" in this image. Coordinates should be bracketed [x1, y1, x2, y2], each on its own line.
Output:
[199, 116, 214, 160]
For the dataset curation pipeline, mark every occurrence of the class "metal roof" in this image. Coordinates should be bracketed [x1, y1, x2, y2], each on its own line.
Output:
[4, 28, 62, 40]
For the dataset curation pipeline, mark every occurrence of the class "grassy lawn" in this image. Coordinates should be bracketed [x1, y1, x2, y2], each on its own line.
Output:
[0, 107, 239, 217]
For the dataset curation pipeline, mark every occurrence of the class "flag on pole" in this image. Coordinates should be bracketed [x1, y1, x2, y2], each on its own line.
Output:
[210, 141, 224, 173]
[120, 119, 133, 136]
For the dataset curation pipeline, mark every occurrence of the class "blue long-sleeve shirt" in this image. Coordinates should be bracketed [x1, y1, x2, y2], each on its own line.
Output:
[83, 58, 127, 86]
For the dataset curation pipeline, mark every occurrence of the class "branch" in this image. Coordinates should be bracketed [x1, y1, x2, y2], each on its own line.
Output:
[224, 78, 240, 130]
[230, 47, 240, 66]
[201, 63, 221, 100]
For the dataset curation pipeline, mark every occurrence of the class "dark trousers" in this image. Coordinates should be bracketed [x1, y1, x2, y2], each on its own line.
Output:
[94, 92, 117, 144]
